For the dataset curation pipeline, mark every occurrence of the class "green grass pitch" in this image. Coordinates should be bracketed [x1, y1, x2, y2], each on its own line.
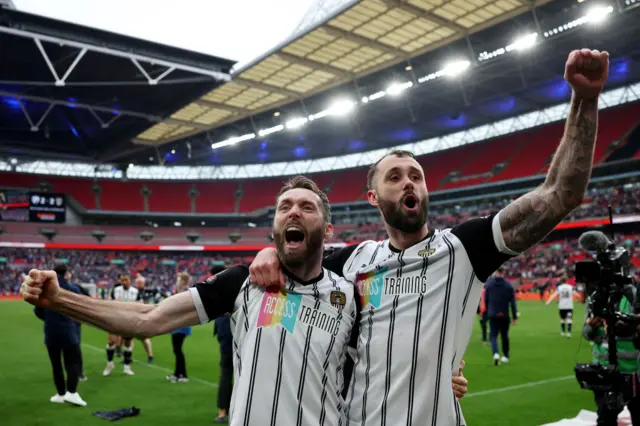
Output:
[1, 300, 596, 426]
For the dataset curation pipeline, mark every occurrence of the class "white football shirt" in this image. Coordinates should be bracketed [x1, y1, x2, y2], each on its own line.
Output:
[191, 267, 356, 426]
[556, 283, 574, 310]
[112, 285, 139, 302]
[338, 211, 517, 426]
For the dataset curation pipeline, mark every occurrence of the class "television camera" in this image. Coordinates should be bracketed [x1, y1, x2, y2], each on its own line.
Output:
[573, 229, 637, 411]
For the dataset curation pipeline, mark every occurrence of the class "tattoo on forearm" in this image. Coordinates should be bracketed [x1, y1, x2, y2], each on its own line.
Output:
[500, 96, 598, 253]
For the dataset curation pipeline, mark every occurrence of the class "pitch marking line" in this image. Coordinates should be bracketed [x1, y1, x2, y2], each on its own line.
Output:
[465, 375, 575, 398]
[83, 343, 574, 396]
[82, 343, 218, 388]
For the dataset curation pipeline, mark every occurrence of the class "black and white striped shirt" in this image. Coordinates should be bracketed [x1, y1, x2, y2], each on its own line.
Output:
[190, 266, 356, 426]
[327, 211, 517, 426]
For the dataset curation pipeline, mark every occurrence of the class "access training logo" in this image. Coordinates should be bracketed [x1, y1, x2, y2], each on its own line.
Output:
[256, 290, 302, 333]
[355, 266, 387, 309]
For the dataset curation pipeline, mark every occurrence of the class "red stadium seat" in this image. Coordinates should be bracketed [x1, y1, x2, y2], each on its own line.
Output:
[1, 104, 639, 213]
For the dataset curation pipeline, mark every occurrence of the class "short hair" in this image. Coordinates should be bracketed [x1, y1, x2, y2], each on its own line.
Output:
[53, 264, 68, 277]
[367, 149, 416, 189]
[276, 175, 331, 223]
[178, 271, 191, 282]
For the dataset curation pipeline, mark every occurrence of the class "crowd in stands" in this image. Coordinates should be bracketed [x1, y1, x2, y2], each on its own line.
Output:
[2, 232, 638, 297]
[0, 249, 249, 296]
[343, 184, 640, 241]
[1, 184, 638, 296]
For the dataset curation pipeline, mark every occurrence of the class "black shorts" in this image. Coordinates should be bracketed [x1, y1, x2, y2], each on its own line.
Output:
[559, 309, 573, 320]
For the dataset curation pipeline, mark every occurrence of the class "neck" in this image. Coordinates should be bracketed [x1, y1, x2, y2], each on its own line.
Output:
[386, 224, 429, 251]
[283, 250, 324, 283]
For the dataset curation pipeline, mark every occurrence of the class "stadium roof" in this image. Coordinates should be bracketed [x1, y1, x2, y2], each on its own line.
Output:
[124, 0, 640, 167]
[0, 6, 234, 163]
[3, 0, 640, 175]
[137, 0, 553, 146]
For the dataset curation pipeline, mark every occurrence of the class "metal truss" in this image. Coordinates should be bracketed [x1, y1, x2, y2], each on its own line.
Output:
[0, 26, 230, 85]
[9, 82, 640, 180]
[0, 90, 210, 131]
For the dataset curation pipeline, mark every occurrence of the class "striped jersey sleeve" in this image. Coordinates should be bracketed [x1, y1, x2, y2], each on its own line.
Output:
[190, 266, 249, 323]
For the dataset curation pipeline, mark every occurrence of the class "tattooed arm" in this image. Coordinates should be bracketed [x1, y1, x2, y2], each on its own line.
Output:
[499, 49, 609, 253]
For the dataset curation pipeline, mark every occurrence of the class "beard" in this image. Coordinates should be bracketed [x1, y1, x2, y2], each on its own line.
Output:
[273, 223, 325, 269]
[378, 193, 428, 234]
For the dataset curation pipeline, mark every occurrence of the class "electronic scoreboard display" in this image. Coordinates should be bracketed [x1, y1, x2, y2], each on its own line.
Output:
[0, 189, 66, 223]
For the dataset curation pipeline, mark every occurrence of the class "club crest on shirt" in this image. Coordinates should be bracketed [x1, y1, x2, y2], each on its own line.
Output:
[330, 290, 346, 311]
[418, 248, 436, 257]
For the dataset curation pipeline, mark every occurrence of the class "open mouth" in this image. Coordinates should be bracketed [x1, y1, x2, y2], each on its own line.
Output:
[403, 194, 418, 210]
[284, 225, 305, 248]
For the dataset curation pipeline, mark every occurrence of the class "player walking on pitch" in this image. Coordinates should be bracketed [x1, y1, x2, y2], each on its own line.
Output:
[249, 49, 609, 425]
[546, 275, 578, 337]
[104, 275, 138, 376]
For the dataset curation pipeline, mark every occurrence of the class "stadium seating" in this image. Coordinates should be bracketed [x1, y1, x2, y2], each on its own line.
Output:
[1, 104, 638, 214]
[1, 184, 637, 247]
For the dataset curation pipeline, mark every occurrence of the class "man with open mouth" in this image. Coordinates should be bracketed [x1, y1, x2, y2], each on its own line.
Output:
[248, 49, 609, 426]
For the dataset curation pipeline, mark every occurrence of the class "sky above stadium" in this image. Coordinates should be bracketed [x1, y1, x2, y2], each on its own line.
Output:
[13, 0, 318, 70]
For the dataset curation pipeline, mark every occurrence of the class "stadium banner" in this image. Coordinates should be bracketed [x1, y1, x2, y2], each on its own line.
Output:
[0, 296, 22, 300]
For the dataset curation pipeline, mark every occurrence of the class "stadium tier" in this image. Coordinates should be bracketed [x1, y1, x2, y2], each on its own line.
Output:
[0, 184, 638, 246]
[2, 103, 638, 214]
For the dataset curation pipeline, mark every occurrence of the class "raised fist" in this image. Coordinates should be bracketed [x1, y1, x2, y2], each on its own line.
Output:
[564, 49, 609, 101]
[21, 269, 61, 308]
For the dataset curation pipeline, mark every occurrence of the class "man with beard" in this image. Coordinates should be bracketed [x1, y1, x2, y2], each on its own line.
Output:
[20, 176, 357, 426]
[249, 49, 609, 425]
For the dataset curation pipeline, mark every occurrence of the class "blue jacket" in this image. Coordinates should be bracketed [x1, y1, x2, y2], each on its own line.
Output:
[484, 276, 518, 320]
[34, 277, 82, 346]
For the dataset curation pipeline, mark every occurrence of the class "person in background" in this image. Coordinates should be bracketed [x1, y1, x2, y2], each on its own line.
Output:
[166, 271, 192, 383]
[210, 265, 232, 423]
[546, 274, 579, 338]
[34, 264, 86, 406]
[104, 275, 138, 376]
[582, 291, 640, 425]
[477, 285, 489, 344]
[72, 282, 91, 381]
[134, 275, 155, 364]
[485, 267, 518, 366]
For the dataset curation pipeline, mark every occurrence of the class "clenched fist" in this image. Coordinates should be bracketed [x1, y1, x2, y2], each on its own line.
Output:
[564, 49, 609, 101]
[21, 269, 61, 308]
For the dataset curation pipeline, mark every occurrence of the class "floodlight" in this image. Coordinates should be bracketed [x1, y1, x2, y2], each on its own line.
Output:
[328, 99, 355, 116]
[286, 117, 308, 130]
[258, 125, 284, 137]
[386, 81, 413, 96]
[442, 60, 471, 77]
[586, 5, 614, 23]
[211, 133, 255, 150]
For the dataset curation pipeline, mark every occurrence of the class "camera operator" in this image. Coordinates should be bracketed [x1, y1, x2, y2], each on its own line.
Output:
[582, 291, 640, 425]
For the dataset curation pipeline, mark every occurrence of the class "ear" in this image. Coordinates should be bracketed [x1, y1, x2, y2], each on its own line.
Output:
[324, 223, 334, 240]
[367, 189, 378, 207]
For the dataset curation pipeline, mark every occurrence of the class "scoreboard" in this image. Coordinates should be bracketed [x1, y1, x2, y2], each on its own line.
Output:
[0, 189, 66, 223]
